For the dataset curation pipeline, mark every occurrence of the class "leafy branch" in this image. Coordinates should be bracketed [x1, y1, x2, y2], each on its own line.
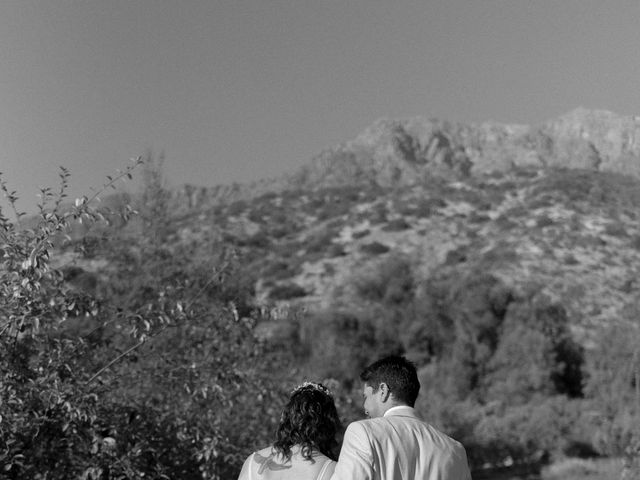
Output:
[85, 259, 232, 385]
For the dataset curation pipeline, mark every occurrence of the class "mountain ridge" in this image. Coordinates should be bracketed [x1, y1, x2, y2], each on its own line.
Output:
[169, 108, 640, 211]
[59, 108, 640, 345]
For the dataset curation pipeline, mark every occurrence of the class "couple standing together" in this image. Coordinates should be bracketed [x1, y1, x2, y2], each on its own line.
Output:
[238, 355, 471, 480]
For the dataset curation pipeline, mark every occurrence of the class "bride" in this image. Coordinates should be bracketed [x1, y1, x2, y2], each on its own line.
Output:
[237, 382, 342, 480]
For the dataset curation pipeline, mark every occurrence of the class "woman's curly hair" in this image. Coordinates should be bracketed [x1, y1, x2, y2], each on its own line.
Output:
[273, 382, 342, 461]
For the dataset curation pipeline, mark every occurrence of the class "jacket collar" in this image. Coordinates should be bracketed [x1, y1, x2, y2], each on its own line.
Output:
[383, 405, 419, 418]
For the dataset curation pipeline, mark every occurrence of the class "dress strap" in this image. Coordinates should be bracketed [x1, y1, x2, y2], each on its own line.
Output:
[248, 452, 255, 480]
[316, 458, 333, 480]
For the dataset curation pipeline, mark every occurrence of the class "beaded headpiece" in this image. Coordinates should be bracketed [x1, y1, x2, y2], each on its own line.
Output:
[291, 381, 332, 397]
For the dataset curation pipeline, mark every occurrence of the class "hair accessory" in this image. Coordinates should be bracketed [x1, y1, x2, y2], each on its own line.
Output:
[292, 381, 332, 397]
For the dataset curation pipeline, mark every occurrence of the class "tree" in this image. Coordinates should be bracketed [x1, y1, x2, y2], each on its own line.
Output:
[0, 160, 282, 479]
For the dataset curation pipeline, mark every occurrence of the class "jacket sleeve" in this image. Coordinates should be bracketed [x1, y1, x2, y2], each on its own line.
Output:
[456, 444, 473, 480]
[330, 422, 373, 480]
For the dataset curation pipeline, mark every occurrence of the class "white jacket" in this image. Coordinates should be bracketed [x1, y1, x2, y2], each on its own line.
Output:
[330, 406, 471, 480]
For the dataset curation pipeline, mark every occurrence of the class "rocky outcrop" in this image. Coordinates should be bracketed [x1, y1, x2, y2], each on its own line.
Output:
[284, 108, 640, 191]
[166, 108, 640, 209]
[543, 108, 640, 175]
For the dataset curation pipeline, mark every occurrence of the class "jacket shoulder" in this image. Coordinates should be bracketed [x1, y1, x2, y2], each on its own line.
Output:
[344, 418, 373, 435]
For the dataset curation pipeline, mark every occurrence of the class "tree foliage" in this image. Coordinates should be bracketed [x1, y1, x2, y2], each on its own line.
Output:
[0, 159, 282, 479]
[339, 254, 639, 471]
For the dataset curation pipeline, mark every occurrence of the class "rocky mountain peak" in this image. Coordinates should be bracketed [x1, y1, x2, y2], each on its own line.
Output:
[286, 108, 640, 192]
[168, 109, 640, 212]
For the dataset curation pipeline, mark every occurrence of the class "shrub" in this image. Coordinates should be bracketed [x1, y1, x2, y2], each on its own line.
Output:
[360, 241, 390, 255]
[0, 160, 281, 479]
[629, 235, 640, 251]
[299, 310, 402, 384]
[352, 229, 370, 239]
[536, 214, 555, 228]
[408, 270, 590, 463]
[494, 215, 519, 231]
[583, 323, 640, 457]
[532, 169, 640, 208]
[327, 243, 346, 257]
[414, 197, 446, 218]
[353, 254, 415, 306]
[306, 228, 337, 254]
[226, 200, 247, 216]
[445, 246, 468, 265]
[269, 283, 307, 300]
[382, 217, 411, 232]
[369, 202, 388, 224]
[242, 230, 271, 248]
[474, 396, 581, 461]
[262, 260, 298, 280]
[468, 211, 490, 224]
[247, 208, 264, 223]
[603, 221, 628, 238]
[563, 253, 580, 265]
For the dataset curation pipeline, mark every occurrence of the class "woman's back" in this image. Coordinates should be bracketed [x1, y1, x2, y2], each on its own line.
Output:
[239, 446, 336, 480]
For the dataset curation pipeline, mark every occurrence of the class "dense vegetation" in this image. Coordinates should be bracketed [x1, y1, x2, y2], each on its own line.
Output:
[1, 158, 639, 479]
[0, 161, 292, 479]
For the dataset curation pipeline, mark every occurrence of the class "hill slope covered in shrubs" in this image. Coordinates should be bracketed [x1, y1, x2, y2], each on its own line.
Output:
[2, 109, 640, 478]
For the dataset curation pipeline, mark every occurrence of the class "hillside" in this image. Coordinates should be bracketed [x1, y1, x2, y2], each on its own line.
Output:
[20, 108, 640, 477]
[146, 109, 640, 346]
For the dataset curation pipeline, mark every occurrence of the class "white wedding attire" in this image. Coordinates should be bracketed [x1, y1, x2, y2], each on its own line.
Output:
[330, 406, 471, 480]
[238, 445, 335, 480]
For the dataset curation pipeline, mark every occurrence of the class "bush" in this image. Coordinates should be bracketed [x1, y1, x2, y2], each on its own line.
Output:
[306, 228, 338, 254]
[0, 161, 281, 479]
[382, 217, 411, 232]
[536, 214, 555, 228]
[269, 283, 307, 300]
[353, 254, 415, 306]
[368, 202, 388, 223]
[352, 229, 370, 239]
[226, 200, 247, 217]
[407, 269, 590, 464]
[360, 241, 390, 255]
[563, 253, 580, 265]
[603, 221, 628, 238]
[242, 230, 271, 248]
[300, 310, 402, 384]
[444, 246, 468, 265]
[414, 197, 446, 218]
[474, 396, 581, 461]
[262, 260, 298, 280]
[630, 235, 640, 251]
[327, 243, 346, 257]
[582, 323, 640, 457]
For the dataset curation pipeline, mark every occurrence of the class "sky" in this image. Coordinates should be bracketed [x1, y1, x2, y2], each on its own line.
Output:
[2, 0, 640, 213]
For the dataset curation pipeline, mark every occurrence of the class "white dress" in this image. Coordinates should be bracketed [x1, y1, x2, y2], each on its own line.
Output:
[238, 445, 336, 480]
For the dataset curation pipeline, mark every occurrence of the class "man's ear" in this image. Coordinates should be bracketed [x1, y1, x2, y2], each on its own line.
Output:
[379, 383, 391, 403]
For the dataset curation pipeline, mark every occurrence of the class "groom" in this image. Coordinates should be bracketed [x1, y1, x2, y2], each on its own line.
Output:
[330, 355, 471, 480]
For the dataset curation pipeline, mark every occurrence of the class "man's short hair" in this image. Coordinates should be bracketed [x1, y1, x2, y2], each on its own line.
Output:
[360, 355, 420, 407]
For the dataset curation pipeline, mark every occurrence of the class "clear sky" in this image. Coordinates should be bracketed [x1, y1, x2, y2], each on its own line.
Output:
[2, 0, 640, 212]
